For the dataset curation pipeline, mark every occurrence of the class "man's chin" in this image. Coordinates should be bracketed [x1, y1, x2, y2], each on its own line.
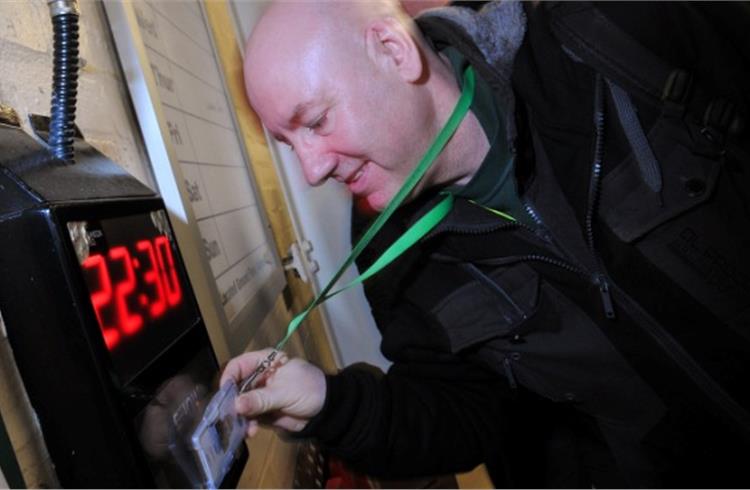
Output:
[353, 196, 379, 217]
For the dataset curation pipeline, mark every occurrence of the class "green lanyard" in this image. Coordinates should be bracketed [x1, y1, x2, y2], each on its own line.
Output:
[275, 66, 476, 349]
[469, 200, 516, 222]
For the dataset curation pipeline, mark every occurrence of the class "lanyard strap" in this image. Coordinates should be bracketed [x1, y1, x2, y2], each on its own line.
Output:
[276, 66, 475, 349]
[469, 200, 516, 222]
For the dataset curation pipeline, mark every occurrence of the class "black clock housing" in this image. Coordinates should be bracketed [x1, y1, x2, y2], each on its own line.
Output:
[0, 116, 247, 488]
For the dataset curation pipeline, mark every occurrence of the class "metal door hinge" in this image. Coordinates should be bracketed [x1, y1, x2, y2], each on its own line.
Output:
[282, 239, 318, 283]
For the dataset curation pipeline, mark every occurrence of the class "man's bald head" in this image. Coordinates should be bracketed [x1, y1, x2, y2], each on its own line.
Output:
[244, 1, 428, 112]
[245, 0, 414, 65]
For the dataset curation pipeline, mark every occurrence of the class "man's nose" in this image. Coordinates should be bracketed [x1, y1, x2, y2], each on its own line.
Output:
[295, 143, 336, 186]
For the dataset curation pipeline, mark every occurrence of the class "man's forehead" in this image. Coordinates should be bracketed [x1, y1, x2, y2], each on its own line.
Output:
[245, 42, 328, 115]
[248, 0, 396, 55]
[245, 3, 337, 81]
[246, 65, 328, 131]
[251, 1, 337, 44]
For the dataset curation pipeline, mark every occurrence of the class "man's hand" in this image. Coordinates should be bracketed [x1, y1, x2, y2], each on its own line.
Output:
[220, 349, 326, 436]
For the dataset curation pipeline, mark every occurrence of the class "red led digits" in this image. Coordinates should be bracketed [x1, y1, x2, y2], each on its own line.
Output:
[155, 236, 182, 306]
[82, 254, 120, 350]
[84, 234, 183, 352]
[108, 246, 144, 336]
[136, 240, 167, 319]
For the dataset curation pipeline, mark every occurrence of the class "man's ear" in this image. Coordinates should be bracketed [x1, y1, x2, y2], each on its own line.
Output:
[365, 17, 424, 83]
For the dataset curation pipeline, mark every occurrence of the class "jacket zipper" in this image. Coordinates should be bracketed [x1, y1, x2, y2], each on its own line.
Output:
[431, 216, 598, 287]
[521, 199, 611, 302]
[586, 74, 616, 319]
[430, 197, 608, 290]
[518, 74, 616, 320]
[464, 262, 526, 323]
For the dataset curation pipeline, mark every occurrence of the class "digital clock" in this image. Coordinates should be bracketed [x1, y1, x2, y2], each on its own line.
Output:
[69, 210, 200, 384]
[82, 234, 182, 349]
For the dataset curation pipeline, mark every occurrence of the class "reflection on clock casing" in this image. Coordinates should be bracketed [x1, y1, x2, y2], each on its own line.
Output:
[73, 211, 200, 384]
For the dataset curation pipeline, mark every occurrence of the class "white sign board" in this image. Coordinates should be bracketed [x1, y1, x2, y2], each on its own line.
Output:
[105, 0, 284, 355]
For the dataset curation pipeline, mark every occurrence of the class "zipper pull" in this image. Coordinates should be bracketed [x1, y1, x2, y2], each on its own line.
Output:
[503, 357, 518, 390]
[597, 275, 616, 320]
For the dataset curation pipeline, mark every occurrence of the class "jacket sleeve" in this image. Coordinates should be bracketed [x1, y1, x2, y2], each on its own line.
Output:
[293, 288, 515, 479]
[296, 357, 511, 479]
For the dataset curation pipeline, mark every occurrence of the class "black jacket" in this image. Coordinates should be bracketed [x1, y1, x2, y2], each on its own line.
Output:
[299, 3, 750, 487]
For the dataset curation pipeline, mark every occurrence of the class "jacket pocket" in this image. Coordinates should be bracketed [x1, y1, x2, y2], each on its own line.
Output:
[431, 264, 540, 353]
[599, 117, 720, 243]
[600, 116, 750, 330]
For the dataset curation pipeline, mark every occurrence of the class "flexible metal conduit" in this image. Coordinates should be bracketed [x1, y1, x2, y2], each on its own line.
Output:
[47, 0, 80, 165]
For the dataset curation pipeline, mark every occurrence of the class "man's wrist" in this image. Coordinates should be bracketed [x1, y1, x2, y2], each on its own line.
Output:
[291, 373, 347, 440]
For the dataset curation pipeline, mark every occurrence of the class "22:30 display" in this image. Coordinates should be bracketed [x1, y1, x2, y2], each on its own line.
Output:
[82, 235, 183, 350]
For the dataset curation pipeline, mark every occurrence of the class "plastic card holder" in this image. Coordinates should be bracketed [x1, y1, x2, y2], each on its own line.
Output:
[190, 382, 248, 488]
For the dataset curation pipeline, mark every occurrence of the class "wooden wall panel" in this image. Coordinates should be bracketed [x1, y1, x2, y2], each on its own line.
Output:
[204, 0, 337, 374]
[204, 2, 339, 487]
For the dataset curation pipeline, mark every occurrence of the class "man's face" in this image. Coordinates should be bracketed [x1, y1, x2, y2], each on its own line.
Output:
[245, 22, 435, 212]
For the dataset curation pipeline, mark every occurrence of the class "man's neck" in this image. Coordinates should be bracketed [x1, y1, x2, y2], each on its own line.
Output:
[440, 106, 490, 186]
[427, 52, 490, 188]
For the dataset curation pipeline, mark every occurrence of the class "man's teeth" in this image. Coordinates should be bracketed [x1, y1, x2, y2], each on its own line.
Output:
[352, 170, 364, 181]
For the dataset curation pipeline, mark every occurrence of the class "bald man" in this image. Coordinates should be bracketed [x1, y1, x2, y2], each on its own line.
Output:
[222, 2, 750, 487]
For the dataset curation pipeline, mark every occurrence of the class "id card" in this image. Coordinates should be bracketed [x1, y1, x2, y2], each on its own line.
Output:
[189, 382, 248, 488]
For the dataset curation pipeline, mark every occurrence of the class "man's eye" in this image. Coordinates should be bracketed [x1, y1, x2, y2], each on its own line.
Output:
[308, 114, 327, 131]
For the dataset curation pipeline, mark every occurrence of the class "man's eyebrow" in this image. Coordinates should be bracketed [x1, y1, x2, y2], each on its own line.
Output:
[290, 102, 315, 123]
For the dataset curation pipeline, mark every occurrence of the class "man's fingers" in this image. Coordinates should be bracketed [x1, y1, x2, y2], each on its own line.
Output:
[244, 412, 307, 434]
[220, 348, 277, 386]
[246, 419, 259, 438]
[272, 414, 309, 432]
[235, 386, 284, 417]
